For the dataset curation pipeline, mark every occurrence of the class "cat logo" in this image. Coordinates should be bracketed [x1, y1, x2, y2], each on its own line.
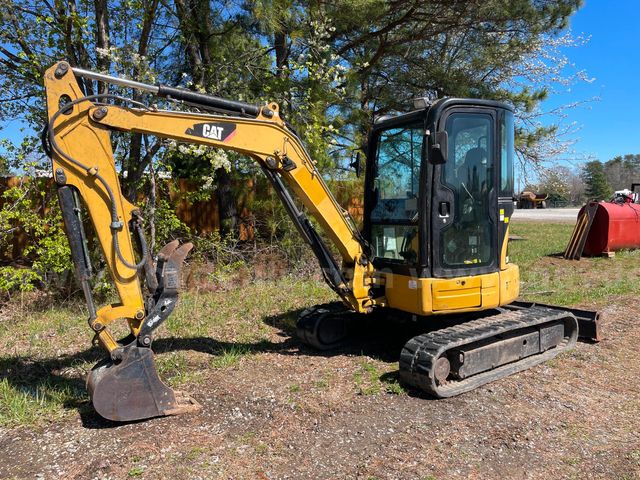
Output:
[185, 122, 237, 142]
[203, 124, 224, 140]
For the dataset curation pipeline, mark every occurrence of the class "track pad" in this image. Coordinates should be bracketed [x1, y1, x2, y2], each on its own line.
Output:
[87, 344, 199, 422]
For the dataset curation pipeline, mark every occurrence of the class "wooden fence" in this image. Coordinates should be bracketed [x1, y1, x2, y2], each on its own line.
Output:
[1, 176, 364, 261]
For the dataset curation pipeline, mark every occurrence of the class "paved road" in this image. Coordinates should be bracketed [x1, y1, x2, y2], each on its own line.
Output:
[511, 207, 579, 223]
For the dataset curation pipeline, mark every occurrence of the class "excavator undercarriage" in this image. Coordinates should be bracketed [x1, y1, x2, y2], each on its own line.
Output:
[42, 61, 601, 422]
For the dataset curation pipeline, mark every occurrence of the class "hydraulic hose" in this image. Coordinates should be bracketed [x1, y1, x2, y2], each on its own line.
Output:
[46, 94, 150, 270]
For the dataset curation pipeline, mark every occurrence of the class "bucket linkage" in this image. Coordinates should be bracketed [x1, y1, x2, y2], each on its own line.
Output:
[86, 240, 200, 422]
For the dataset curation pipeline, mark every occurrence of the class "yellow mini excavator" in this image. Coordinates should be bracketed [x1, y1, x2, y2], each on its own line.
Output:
[42, 61, 601, 422]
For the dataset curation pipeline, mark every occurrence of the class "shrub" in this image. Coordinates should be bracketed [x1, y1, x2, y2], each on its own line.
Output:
[0, 180, 71, 295]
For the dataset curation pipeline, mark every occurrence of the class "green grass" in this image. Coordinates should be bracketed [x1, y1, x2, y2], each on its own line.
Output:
[156, 351, 205, 386]
[509, 222, 640, 306]
[629, 449, 640, 465]
[127, 466, 145, 477]
[2, 225, 639, 428]
[354, 360, 407, 396]
[0, 377, 85, 427]
[210, 345, 252, 369]
[0, 277, 332, 427]
[289, 383, 301, 393]
[354, 360, 381, 395]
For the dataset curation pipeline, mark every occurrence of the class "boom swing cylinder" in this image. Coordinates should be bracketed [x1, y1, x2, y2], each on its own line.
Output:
[43, 61, 600, 422]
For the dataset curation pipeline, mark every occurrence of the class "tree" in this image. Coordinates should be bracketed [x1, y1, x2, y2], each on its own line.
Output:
[0, 0, 173, 195]
[582, 161, 611, 201]
[603, 154, 640, 190]
[538, 166, 571, 204]
[0, 0, 589, 238]
[566, 167, 586, 205]
[317, 0, 587, 168]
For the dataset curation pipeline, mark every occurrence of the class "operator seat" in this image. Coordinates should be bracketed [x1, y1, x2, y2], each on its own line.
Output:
[458, 146, 487, 194]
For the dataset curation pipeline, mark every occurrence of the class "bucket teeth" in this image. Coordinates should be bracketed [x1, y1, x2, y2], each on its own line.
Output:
[156, 239, 180, 260]
[87, 343, 199, 422]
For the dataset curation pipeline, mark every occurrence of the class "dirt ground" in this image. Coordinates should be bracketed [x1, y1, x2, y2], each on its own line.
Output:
[1, 294, 639, 480]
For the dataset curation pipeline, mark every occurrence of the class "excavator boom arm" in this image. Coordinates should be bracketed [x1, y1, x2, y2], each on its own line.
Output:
[91, 106, 365, 268]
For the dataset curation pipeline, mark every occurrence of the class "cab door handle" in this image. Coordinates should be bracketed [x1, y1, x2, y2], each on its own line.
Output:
[439, 201, 450, 217]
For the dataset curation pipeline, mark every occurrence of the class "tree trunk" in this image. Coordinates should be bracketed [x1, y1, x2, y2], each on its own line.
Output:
[124, 132, 144, 202]
[148, 157, 157, 252]
[174, 0, 205, 86]
[94, 0, 110, 94]
[173, 0, 239, 237]
[274, 31, 289, 78]
[121, 0, 159, 201]
[216, 167, 238, 237]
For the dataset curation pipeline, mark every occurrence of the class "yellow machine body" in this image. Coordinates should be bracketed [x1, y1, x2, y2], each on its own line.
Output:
[382, 263, 519, 316]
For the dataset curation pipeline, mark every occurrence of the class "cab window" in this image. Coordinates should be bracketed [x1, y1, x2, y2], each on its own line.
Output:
[370, 124, 423, 262]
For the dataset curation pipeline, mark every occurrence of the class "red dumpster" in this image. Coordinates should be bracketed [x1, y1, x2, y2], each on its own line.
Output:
[581, 201, 640, 256]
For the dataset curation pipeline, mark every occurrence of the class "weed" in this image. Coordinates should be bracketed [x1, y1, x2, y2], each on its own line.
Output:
[239, 431, 256, 443]
[186, 447, 207, 460]
[255, 443, 268, 454]
[211, 345, 252, 369]
[383, 377, 406, 395]
[354, 361, 382, 395]
[562, 422, 592, 441]
[128, 466, 145, 477]
[354, 362, 407, 395]
[561, 457, 581, 466]
[289, 383, 301, 393]
[315, 377, 329, 390]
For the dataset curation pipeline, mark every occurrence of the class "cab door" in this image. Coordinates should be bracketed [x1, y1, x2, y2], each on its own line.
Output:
[430, 108, 499, 293]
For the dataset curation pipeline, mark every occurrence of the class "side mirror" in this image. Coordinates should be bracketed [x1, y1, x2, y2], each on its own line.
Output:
[430, 131, 448, 165]
[350, 151, 362, 177]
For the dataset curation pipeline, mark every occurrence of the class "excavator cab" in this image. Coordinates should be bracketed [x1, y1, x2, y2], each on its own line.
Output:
[364, 99, 518, 314]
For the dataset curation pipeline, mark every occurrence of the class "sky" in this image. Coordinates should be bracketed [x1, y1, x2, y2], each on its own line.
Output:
[544, 0, 640, 164]
[2, 0, 638, 172]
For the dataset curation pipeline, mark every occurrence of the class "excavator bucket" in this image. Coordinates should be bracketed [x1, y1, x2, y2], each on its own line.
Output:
[87, 343, 199, 422]
[87, 240, 198, 422]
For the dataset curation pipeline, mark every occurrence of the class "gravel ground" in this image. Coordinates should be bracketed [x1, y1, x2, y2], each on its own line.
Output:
[511, 208, 580, 223]
[0, 297, 638, 480]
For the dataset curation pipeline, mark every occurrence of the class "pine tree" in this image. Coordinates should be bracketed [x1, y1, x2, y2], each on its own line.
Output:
[582, 161, 612, 201]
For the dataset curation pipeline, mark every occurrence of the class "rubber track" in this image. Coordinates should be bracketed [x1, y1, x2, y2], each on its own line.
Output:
[399, 306, 579, 398]
[296, 301, 351, 350]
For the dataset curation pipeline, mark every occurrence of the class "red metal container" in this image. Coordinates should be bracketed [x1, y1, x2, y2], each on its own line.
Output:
[581, 201, 640, 255]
